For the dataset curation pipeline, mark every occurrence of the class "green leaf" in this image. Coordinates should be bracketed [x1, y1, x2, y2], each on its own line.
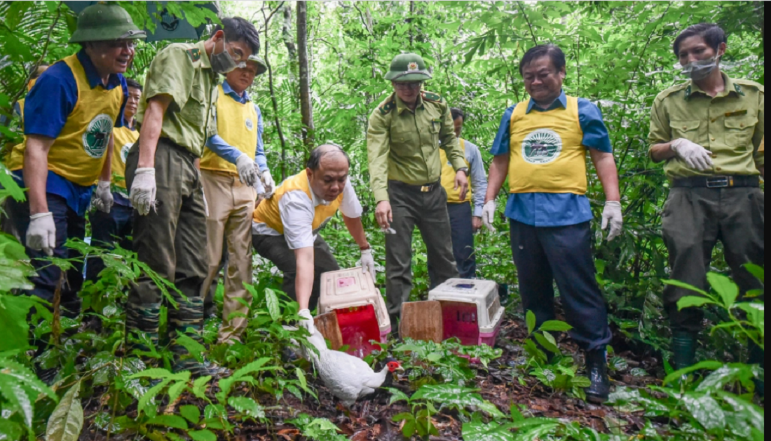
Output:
[46, 381, 84, 441]
[188, 429, 217, 441]
[533, 333, 560, 355]
[192, 376, 211, 400]
[677, 296, 716, 310]
[386, 387, 409, 405]
[571, 376, 592, 388]
[180, 405, 201, 425]
[663, 361, 724, 386]
[462, 421, 516, 441]
[147, 415, 189, 430]
[412, 384, 504, 418]
[682, 392, 726, 433]
[174, 333, 206, 363]
[228, 396, 265, 419]
[265, 288, 281, 321]
[744, 264, 765, 283]
[538, 320, 573, 333]
[663, 279, 710, 297]
[526, 310, 537, 335]
[707, 273, 739, 308]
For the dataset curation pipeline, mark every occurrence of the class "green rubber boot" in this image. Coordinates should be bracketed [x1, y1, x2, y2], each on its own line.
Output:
[671, 331, 698, 371]
[168, 296, 229, 378]
[125, 303, 161, 358]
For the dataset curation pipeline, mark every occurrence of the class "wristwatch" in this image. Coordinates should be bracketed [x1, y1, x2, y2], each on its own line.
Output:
[457, 167, 469, 177]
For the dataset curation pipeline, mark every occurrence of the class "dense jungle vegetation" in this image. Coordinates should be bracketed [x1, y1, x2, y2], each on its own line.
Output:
[0, 1, 765, 440]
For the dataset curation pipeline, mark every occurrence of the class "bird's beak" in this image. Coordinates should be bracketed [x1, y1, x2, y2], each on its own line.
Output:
[396, 366, 405, 372]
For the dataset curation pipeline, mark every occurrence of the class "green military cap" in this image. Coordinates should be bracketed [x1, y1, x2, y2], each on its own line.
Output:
[245, 55, 269, 76]
[69, 2, 147, 44]
[385, 53, 432, 82]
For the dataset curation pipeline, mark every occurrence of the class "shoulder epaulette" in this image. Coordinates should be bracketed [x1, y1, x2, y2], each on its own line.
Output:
[421, 91, 443, 104]
[733, 79, 763, 94]
[657, 82, 690, 101]
[379, 96, 396, 115]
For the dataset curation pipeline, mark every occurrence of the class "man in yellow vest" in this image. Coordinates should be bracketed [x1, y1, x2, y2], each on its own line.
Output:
[252, 145, 375, 332]
[200, 55, 270, 344]
[85, 78, 143, 282]
[483, 44, 623, 404]
[5, 4, 144, 320]
[126, 17, 259, 376]
[436, 108, 488, 279]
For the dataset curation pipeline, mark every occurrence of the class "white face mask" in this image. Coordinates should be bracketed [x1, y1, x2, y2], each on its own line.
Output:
[682, 56, 719, 81]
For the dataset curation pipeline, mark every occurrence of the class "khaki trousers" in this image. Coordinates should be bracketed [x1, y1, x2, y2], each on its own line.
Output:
[201, 170, 256, 344]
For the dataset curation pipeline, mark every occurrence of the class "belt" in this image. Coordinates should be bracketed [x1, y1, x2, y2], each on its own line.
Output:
[672, 175, 760, 189]
[388, 180, 441, 193]
[159, 137, 198, 160]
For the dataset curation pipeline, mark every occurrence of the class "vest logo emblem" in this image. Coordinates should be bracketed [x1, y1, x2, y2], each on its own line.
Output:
[82, 114, 113, 159]
[245, 118, 254, 131]
[120, 143, 132, 164]
[522, 129, 562, 164]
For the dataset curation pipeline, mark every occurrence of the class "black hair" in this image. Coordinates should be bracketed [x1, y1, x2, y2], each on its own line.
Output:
[519, 44, 566, 76]
[451, 108, 465, 121]
[673, 23, 727, 57]
[125, 78, 143, 91]
[306, 144, 351, 170]
[214, 17, 260, 56]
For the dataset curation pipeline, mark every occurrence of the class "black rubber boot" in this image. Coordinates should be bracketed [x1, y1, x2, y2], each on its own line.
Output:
[168, 296, 229, 378]
[125, 303, 161, 358]
[671, 331, 698, 371]
[585, 349, 611, 404]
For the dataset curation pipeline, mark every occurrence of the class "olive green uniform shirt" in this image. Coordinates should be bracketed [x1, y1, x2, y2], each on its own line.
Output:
[367, 91, 466, 203]
[137, 41, 219, 157]
[648, 74, 764, 179]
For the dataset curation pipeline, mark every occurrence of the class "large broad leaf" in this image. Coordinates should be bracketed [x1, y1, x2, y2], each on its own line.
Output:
[0, 295, 42, 352]
[526, 310, 537, 335]
[663, 279, 710, 297]
[707, 273, 739, 309]
[677, 296, 716, 311]
[538, 320, 573, 333]
[682, 392, 726, 434]
[46, 381, 84, 441]
[411, 384, 504, 418]
[228, 396, 265, 419]
[147, 415, 189, 430]
[462, 421, 516, 441]
[265, 288, 281, 321]
[717, 392, 765, 433]
[663, 361, 724, 386]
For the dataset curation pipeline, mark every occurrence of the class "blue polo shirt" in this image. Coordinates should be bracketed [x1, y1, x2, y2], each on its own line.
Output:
[491, 91, 613, 227]
[205, 80, 269, 172]
[15, 50, 128, 217]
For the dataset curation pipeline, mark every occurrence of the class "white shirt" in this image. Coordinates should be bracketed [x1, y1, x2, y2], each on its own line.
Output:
[252, 177, 363, 250]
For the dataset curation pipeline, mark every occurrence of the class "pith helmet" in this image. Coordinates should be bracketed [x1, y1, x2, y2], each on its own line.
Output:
[385, 53, 432, 82]
[69, 3, 147, 44]
[246, 55, 269, 76]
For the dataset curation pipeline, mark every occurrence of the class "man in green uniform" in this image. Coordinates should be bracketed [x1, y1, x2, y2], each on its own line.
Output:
[125, 17, 260, 375]
[367, 53, 469, 325]
[648, 23, 764, 370]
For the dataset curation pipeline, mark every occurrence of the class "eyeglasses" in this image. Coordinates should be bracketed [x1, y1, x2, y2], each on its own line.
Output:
[107, 40, 138, 50]
[394, 82, 423, 90]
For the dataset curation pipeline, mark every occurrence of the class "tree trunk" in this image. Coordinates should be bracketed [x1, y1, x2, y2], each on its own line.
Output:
[282, 4, 297, 81]
[262, 3, 289, 180]
[297, 1, 314, 152]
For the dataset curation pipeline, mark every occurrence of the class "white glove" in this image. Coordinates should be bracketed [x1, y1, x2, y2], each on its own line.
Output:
[27, 213, 56, 257]
[360, 248, 376, 277]
[602, 201, 624, 242]
[93, 180, 114, 214]
[298, 309, 316, 336]
[130, 168, 157, 216]
[671, 139, 714, 172]
[236, 154, 259, 187]
[261, 170, 276, 195]
[482, 200, 497, 233]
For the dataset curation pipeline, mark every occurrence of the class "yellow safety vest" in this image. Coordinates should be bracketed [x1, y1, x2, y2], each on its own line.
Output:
[110, 125, 139, 192]
[440, 138, 471, 203]
[508, 96, 587, 195]
[10, 54, 124, 187]
[200, 85, 258, 175]
[253, 172, 344, 235]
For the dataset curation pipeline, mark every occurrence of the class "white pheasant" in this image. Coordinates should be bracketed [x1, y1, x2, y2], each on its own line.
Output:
[303, 328, 403, 407]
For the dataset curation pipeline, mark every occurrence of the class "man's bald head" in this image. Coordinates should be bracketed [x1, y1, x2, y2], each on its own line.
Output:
[306, 144, 351, 202]
[306, 144, 351, 170]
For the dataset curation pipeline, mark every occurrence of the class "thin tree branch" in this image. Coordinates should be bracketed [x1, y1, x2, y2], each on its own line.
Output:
[517, 1, 538, 46]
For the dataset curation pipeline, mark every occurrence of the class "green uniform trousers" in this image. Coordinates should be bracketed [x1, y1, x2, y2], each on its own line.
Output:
[125, 138, 210, 307]
[662, 187, 764, 332]
[252, 234, 340, 310]
[386, 181, 459, 320]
